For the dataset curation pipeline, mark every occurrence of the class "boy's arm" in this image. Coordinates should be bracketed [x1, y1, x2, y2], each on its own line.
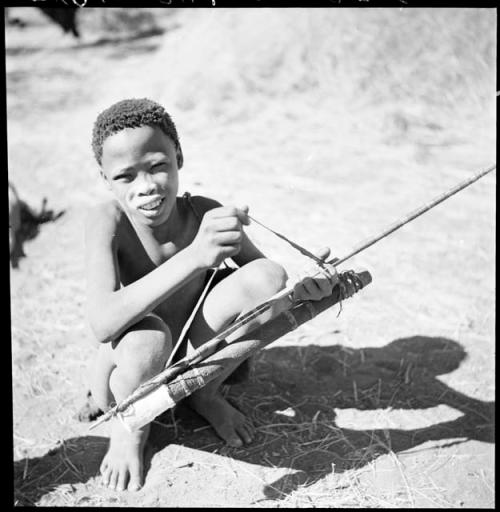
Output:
[85, 202, 206, 344]
[84, 203, 121, 343]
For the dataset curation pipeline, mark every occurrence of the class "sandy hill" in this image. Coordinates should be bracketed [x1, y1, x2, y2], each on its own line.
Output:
[151, 8, 495, 124]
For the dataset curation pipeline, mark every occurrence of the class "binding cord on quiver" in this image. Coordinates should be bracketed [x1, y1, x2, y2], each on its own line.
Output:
[336, 269, 365, 317]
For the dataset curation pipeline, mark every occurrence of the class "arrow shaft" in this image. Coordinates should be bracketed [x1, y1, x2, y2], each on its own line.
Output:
[330, 164, 495, 266]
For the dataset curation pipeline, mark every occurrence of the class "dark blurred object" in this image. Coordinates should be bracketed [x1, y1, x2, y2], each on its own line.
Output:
[83, 8, 163, 40]
[9, 182, 22, 259]
[75, 390, 104, 423]
[5, 7, 26, 28]
[38, 8, 80, 39]
[9, 182, 65, 269]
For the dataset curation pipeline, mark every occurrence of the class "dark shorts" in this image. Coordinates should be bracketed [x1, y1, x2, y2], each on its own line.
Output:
[205, 265, 238, 291]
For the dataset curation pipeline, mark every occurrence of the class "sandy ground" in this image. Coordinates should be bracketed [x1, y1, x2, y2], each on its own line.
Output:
[9, 7, 495, 507]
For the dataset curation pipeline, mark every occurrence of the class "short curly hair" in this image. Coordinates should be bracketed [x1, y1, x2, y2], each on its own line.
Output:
[91, 98, 183, 168]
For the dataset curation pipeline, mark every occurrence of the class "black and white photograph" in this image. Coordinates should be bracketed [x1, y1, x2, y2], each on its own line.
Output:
[9, 4, 495, 507]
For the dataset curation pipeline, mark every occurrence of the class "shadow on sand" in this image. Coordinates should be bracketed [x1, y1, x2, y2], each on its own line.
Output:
[13, 435, 108, 506]
[14, 336, 494, 504]
[151, 335, 495, 499]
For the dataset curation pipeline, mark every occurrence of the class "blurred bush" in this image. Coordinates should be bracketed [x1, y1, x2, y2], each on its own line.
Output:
[79, 8, 162, 39]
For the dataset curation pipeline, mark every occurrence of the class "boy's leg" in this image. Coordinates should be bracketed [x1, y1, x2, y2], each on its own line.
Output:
[223, 356, 253, 385]
[90, 314, 172, 492]
[201, 267, 254, 386]
[185, 258, 287, 447]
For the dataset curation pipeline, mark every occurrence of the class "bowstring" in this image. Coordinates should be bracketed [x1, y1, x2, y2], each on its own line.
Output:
[246, 214, 342, 315]
[164, 264, 222, 369]
[247, 214, 327, 267]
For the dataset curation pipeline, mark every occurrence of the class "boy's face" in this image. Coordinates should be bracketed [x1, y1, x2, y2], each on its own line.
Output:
[100, 125, 180, 228]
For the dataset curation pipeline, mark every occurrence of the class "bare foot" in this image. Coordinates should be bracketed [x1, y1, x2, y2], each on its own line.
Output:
[100, 419, 149, 492]
[188, 392, 255, 447]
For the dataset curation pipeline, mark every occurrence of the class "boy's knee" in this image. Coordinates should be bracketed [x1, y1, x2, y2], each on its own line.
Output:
[113, 315, 172, 376]
[242, 258, 287, 298]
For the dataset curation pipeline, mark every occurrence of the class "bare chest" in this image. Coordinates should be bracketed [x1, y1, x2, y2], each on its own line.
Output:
[117, 216, 207, 338]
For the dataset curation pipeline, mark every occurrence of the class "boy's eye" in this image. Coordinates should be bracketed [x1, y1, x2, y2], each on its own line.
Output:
[114, 174, 132, 182]
[151, 162, 168, 171]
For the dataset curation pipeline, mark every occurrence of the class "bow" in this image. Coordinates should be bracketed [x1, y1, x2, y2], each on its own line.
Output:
[89, 163, 495, 431]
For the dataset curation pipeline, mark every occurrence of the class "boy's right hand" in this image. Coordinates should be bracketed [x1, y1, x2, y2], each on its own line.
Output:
[189, 206, 250, 269]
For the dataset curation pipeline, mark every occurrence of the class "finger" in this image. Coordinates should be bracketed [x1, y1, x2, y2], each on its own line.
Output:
[214, 230, 243, 245]
[315, 276, 333, 297]
[293, 283, 309, 301]
[210, 216, 242, 232]
[209, 206, 246, 221]
[217, 244, 241, 261]
[302, 263, 338, 287]
[299, 265, 327, 282]
[295, 278, 321, 301]
[322, 264, 339, 287]
[313, 246, 331, 261]
[236, 205, 250, 225]
[303, 277, 323, 299]
[219, 205, 250, 226]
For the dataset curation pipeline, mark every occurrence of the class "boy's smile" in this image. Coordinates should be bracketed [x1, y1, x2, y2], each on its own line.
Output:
[100, 125, 180, 229]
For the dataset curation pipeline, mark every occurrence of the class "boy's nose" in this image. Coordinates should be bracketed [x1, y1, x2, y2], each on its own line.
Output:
[136, 174, 157, 195]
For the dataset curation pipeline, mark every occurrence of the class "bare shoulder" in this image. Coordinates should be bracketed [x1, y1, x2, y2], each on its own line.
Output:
[86, 198, 122, 224]
[85, 199, 124, 246]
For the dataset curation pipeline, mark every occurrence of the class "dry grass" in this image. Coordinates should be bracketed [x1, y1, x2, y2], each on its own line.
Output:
[9, 6, 495, 508]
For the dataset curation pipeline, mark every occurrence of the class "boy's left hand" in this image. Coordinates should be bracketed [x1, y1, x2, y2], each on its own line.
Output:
[289, 247, 338, 302]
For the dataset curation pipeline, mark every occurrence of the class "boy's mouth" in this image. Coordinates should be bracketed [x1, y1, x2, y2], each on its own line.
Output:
[138, 197, 165, 212]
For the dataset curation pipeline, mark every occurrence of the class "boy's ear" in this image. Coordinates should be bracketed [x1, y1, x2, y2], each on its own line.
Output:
[176, 143, 184, 170]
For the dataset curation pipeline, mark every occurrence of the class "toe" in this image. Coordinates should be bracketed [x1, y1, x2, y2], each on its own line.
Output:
[244, 417, 255, 433]
[116, 468, 129, 492]
[245, 422, 256, 440]
[219, 424, 243, 447]
[100, 460, 108, 476]
[237, 423, 254, 444]
[128, 462, 143, 492]
[100, 466, 111, 487]
[227, 437, 243, 448]
[128, 480, 142, 492]
[239, 429, 252, 444]
[108, 469, 119, 490]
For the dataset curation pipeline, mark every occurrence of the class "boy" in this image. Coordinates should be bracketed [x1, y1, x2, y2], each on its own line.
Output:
[86, 98, 335, 492]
